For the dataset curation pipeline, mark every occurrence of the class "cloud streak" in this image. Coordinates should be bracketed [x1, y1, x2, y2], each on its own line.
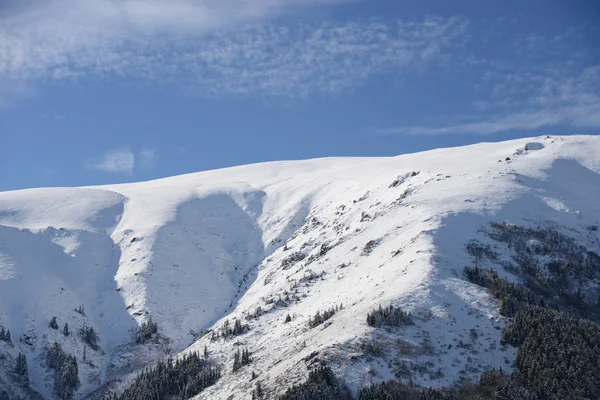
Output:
[380, 66, 600, 136]
[0, 0, 466, 97]
[377, 19, 600, 137]
[92, 149, 135, 174]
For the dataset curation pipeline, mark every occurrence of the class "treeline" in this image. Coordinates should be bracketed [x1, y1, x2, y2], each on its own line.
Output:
[358, 368, 538, 400]
[464, 265, 537, 317]
[480, 222, 600, 321]
[459, 230, 600, 400]
[107, 352, 221, 400]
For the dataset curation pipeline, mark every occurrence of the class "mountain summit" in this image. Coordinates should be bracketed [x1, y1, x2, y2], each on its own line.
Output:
[1, 135, 599, 399]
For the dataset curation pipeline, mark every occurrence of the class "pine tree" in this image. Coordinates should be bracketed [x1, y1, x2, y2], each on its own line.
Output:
[112, 352, 221, 399]
[63, 322, 70, 336]
[46, 343, 80, 400]
[253, 381, 264, 398]
[75, 305, 85, 316]
[232, 349, 241, 372]
[136, 317, 158, 344]
[285, 314, 292, 323]
[15, 353, 28, 383]
[55, 356, 79, 400]
[203, 345, 208, 358]
[232, 348, 252, 372]
[79, 325, 99, 350]
[50, 316, 59, 330]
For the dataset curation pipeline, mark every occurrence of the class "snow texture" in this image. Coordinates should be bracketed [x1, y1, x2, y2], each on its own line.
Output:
[0, 135, 598, 399]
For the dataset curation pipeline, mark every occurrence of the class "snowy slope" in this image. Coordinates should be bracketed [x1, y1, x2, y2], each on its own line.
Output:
[0, 135, 598, 399]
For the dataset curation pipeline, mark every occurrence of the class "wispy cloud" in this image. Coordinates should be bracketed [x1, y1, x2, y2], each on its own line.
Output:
[92, 149, 135, 174]
[0, 0, 466, 98]
[138, 148, 158, 168]
[377, 22, 600, 136]
[380, 66, 600, 136]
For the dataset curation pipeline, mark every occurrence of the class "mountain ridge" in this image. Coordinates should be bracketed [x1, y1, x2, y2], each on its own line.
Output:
[1, 135, 599, 399]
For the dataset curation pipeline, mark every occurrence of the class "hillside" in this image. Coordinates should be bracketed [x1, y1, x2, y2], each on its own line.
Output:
[0, 135, 599, 399]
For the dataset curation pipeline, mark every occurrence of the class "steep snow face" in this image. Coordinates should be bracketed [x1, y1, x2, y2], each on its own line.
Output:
[0, 135, 599, 399]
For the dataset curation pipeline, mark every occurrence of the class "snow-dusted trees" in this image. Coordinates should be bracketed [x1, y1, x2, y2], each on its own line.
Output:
[215, 318, 249, 340]
[63, 322, 69, 336]
[366, 305, 412, 327]
[15, 353, 28, 384]
[279, 365, 351, 400]
[74, 305, 85, 316]
[108, 352, 221, 400]
[502, 307, 600, 399]
[79, 325, 99, 351]
[308, 304, 343, 328]
[136, 317, 158, 344]
[232, 348, 251, 372]
[0, 327, 11, 343]
[49, 316, 59, 330]
[252, 381, 264, 399]
[46, 343, 80, 400]
[357, 369, 539, 399]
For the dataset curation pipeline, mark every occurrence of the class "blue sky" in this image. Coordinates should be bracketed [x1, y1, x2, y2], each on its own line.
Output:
[1, 0, 599, 191]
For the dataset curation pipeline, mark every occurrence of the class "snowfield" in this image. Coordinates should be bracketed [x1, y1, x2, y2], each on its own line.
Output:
[0, 135, 599, 399]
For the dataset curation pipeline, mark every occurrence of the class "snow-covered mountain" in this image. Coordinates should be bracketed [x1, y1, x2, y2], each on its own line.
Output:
[1, 135, 599, 399]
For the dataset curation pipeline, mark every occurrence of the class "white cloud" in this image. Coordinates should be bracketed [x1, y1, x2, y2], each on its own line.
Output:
[378, 63, 600, 136]
[0, 0, 466, 98]
[375, 22, 600, 136]
[138, 148, 158, 168]
[92, 149, 135, 174]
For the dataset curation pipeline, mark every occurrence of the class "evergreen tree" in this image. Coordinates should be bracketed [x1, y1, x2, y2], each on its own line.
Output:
[366, 305, 412, 327]
[279, 365, 352, 400]
[136, 317, 158, 344]
[308, 305, 342, 328]
[232, 348, 252, 372]
[15, 353, 28, 384]
[63, 322, 70, 336]
[50, 316, 59, 330]
[502, 306, 600, 399]
[219, 318, 249, 339]
[252, 381, 264, 399]
[46, 343, 80, 400]
[111, 352, 221, 400]
[79, 325, 99, 351]
[55, 356, 79, 400]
